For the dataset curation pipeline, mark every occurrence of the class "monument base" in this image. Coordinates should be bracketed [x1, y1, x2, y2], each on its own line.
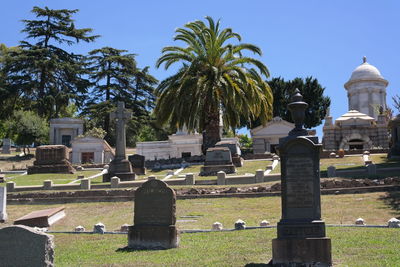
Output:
[128, 225, 179, 250]
[199, 165, 236, 176]
[272, 237, 332, 266]
[103, 159, 136, 182]
[132, 167, 146, 175]
[27, 163, 75, 175]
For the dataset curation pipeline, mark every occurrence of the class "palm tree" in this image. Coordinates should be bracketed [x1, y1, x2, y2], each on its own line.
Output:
[155, 16, 273, 153]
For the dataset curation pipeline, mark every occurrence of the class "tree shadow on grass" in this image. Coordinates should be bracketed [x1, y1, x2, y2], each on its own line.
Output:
[378, 191, 400, 218]
[244, 262, 271, 267]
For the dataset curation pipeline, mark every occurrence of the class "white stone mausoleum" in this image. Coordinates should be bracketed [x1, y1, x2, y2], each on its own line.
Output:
[323, 57, 389, 150]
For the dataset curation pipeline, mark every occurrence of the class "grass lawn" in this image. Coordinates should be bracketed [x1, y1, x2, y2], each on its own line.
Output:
[319, 156, 365, 171]
[6, 170, 101, 186]
[53, 227, 400, 266]
[4, 192, 399, 231]
[371, 153, 400, 168]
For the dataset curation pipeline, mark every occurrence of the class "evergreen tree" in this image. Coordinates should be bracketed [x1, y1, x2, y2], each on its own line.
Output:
[248, 77, 330, 129]
[84, 47, 158, 145]
[4, 6, 98, 119]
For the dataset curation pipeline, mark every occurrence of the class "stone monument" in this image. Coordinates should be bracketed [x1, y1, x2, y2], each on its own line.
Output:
[0, 187, 7, 222]
[271, 89, 332, 266]
[103, 102, 136, 182]
[0, 225, 55, 266]
[27, 145, 75, 174]
[200, 147, 236, 176]
[2, 138, 11, 154]
[128, 179, 179, 249]
[388, 114, 400, 158]
[215, 140, 244, 167]
[128, 154, 146, 175]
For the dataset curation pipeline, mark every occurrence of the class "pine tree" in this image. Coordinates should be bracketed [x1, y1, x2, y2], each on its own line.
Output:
[4, 6, 99, 119]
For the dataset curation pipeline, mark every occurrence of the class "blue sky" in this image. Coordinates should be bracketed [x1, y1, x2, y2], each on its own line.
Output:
[1, 0, 399, 137]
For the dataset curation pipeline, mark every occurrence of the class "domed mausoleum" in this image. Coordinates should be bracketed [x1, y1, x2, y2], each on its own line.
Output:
[323, 57, 389, 151]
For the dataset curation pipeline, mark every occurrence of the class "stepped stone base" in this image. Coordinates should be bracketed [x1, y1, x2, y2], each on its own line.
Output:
[272, 237, 332, 266]
[128, 225, 179, 250]
[103, 158, 136, 182]
[199, 165, 236, 176]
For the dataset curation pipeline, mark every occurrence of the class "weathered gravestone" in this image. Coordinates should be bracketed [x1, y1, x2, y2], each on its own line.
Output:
[200, 147, 236, 176]
[271, 89, 332, 266]
[388, 114, 400, 158]
[0, 186, 7, 222]
[128, 179, 179, 249]
[1, 138, 11, 154]
[27, 145, 75, 174]
[103, 102, 136, 182]
[0, 225, 55, 267]
[128, 154, 146, 175]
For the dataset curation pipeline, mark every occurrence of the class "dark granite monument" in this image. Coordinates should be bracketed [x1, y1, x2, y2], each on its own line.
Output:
[388, 114, 400, 158]
[128, 154, 146, 175]
[27, 145, 75, 174]
[215, 140, 244, 167]
[1, 138, 11, 154]
[199, 147, 236, 176]
[271, 89, 332, 266]
[128, 178, 179, 249]
[103, 102, 136, 182]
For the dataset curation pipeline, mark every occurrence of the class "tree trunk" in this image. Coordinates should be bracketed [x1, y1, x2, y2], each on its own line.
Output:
[201, 105, 221, 154]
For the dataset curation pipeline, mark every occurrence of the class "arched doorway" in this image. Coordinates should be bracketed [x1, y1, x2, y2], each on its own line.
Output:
[348, 139, 364, 150]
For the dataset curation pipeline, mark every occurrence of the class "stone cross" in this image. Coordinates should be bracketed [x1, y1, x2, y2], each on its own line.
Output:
[110, 102, 132, 160]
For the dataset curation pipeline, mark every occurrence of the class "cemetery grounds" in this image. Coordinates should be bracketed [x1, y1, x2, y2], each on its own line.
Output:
[1, 153, 400, 266]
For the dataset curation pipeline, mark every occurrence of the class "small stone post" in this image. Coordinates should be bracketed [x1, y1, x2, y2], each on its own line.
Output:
[80, 179, 91, 190]
[217, 171, 226, 185]
[327, 166, 336, 177]
[6, 182, 15, 192]
[111, 176, 120, 188]
[255, 169, 264, 183]
[185, 173, 195, 185]
[43, 180, 53, 190]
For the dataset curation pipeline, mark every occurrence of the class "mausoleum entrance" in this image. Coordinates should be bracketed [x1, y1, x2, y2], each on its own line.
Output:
[348, 139, 364, 150]
[81, 152, 95, 164]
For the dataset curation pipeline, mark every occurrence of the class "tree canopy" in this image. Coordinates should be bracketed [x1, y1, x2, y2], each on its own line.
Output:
[155, 16, 273, 153]
[248, 76, 330, 129]
[3, 6, 98, 119]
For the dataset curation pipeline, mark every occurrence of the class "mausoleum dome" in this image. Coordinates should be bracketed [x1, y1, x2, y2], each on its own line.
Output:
[345, 56, 388, 88]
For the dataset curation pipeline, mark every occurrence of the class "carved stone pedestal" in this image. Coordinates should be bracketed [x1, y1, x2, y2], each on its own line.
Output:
[128, 225, 179, 250]
[103, 159, 136, 182]
[272, 237, 331, 266]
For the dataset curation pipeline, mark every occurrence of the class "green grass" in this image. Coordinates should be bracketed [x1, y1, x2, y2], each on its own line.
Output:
[53, 227, 400, 266]
[6, 171, 101, 186]
[370, 154, 400, 168]
[4, 192, 399, 231]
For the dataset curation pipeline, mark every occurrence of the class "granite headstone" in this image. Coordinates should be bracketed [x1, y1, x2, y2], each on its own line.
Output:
[1, 138, 11, 154]
[128, 179, 179, 249]
[200, 147, 236, 176]
[271, 89, 331, 266]
[128, 154, 146, 175]
[0, 225, 54, 267]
